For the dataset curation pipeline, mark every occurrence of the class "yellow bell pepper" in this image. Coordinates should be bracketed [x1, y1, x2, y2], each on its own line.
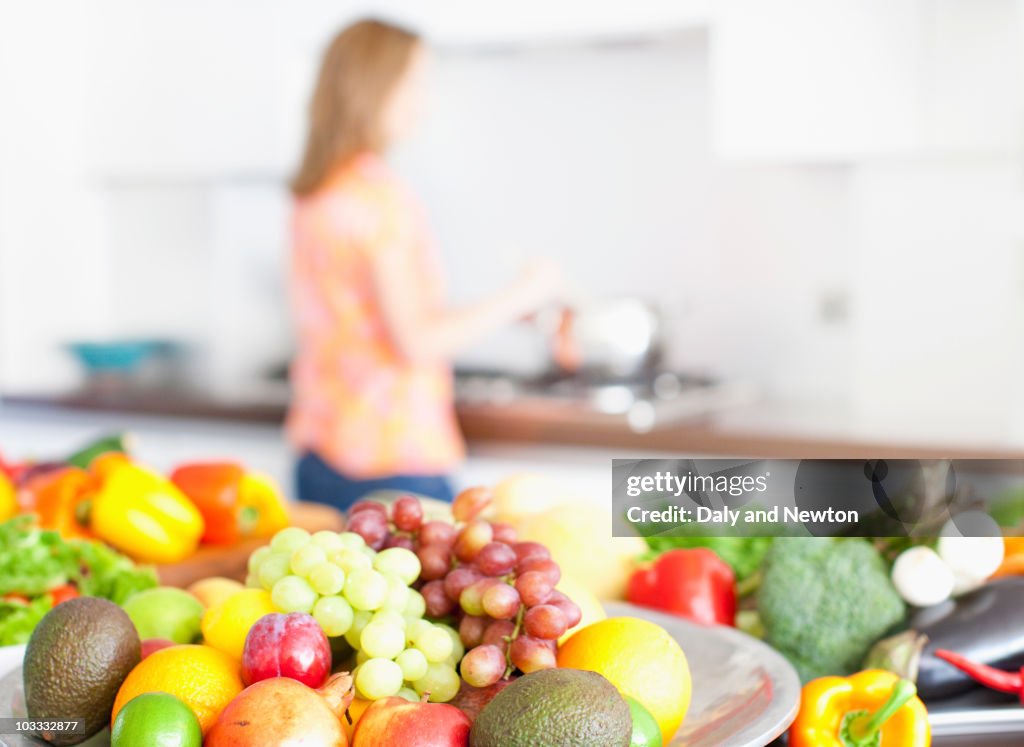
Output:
[89, 460, 204, 564]
[239, 472, 290, 538]
[789, 670, 930, 747]
[0, 472, 15, 521]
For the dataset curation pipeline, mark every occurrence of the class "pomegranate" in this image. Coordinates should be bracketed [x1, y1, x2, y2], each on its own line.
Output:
[205, 672, 353, 747]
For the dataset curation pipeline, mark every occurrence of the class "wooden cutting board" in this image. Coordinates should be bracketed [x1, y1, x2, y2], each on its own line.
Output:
[155, 502, 345, 588]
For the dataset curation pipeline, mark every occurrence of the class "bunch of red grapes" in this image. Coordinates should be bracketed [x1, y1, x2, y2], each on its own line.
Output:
[344, 488, 582, 688]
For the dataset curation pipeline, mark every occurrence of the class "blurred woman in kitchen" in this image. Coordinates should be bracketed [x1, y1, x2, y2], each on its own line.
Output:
[288, 19, 562, 509]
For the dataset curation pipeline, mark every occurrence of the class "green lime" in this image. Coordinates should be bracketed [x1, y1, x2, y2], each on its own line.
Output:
[111, 692, 202, 747]
[122, 587, 204, 644]
[627, 696, 663, 747]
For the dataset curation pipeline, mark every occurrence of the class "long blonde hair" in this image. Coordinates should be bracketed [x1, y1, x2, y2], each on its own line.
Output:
[291, 19, 421, 196]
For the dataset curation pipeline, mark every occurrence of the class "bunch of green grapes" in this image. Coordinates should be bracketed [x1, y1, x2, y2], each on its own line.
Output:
[247, 526, 463, 702]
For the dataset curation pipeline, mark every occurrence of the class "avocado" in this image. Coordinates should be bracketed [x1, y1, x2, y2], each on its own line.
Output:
[23, 597, 141, 745]
[470, 668, 632, 747]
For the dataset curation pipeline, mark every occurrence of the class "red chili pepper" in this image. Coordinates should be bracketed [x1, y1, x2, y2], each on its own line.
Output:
[48, 584, 79, 607]
[627, 547, 736, 626]
[934, 649, 1024, 704]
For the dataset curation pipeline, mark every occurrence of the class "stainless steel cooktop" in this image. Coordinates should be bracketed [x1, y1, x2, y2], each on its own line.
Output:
[454, 368, 755, 433]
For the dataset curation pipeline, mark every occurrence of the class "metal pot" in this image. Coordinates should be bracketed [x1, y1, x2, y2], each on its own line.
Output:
[539, 297, 664, 379]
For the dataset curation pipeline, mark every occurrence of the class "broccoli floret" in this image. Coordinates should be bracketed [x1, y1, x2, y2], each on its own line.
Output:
[758, 537, 905, 682]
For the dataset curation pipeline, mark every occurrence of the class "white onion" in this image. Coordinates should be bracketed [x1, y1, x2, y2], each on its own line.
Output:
[891, 546, 955, 608]
[937, 513, 1004, 591]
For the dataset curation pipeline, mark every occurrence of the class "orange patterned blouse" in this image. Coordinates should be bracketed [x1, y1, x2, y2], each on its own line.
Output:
[286, 153, 465, 478]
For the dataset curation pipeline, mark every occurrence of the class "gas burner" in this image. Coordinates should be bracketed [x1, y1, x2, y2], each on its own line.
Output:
[454, 367, 754, 433]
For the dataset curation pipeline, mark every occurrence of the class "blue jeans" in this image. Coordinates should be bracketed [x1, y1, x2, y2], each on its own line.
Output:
[295, 451, 454, 512]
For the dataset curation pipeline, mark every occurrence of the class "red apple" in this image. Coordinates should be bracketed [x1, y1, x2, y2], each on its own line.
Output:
[140, 638, 175, 659]
[352, 696, 471, 746]
[241, 612, 331, 688]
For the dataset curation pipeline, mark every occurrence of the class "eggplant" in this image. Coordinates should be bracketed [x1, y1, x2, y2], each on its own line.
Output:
[865, 576, 1024, 700]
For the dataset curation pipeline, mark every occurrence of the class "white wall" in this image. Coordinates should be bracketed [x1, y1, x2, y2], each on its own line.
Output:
[398, 35, 720, 375]
[1, 0, 1021, 422]
[86, 30, 857, 397]
[851, 158, 1024, 438]
[0, 2, 111, 393]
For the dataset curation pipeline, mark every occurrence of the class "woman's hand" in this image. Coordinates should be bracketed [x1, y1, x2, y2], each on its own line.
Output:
[513, 258, 565, 311]
[372, 245, 566, 364]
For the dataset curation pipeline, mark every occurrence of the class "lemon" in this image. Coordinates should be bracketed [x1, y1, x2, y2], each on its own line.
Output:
[187, 577, 245, 609]
[557, 617, 691, 744]
[201, 588, 275, 660]
[511, 503, 645, 599]
[555, 573, 606, 644]
[492, 474, 568, 522]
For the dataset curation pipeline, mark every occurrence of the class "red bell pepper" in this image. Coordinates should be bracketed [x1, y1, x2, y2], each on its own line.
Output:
[48, 584, 79, 606]
[0, 451, 30, 484]
[627, 547, 736, 626]
[170, 461, 289, 545]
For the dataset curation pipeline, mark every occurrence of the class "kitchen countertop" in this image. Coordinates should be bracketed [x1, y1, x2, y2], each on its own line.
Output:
[458, 399, 1024, 459]
[5, 387, 1024, 459]
[3, 391, 1024, 745]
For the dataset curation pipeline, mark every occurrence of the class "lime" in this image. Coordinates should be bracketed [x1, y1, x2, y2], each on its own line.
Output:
[111, 692, 202, 747]
[122, 587, 204, 644]
[627, 696, 663, 747]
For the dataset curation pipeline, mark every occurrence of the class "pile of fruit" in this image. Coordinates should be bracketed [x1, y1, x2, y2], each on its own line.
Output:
[18, 487, 692, 747]
[244, 490, 588, 702]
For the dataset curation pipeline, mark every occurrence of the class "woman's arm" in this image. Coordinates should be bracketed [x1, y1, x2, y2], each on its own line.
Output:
[371, 243, 560, 364]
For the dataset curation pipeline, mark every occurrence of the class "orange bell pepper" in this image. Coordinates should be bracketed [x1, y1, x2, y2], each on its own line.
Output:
[789, 670, 930, 747]
[24, 468, 94, 539]
[170, 462, 289, 545]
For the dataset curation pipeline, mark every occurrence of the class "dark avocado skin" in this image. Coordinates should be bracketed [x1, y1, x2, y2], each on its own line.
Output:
[470, 668, 632, 747]
[23, 597, 141, 746]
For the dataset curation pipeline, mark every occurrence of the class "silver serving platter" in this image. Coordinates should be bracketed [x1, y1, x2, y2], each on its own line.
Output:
[604, 603, 801, 746]
[1, 602, 801, 747]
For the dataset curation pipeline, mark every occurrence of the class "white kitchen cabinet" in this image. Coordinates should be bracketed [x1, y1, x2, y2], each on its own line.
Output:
[712, 0, 1022, 160]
